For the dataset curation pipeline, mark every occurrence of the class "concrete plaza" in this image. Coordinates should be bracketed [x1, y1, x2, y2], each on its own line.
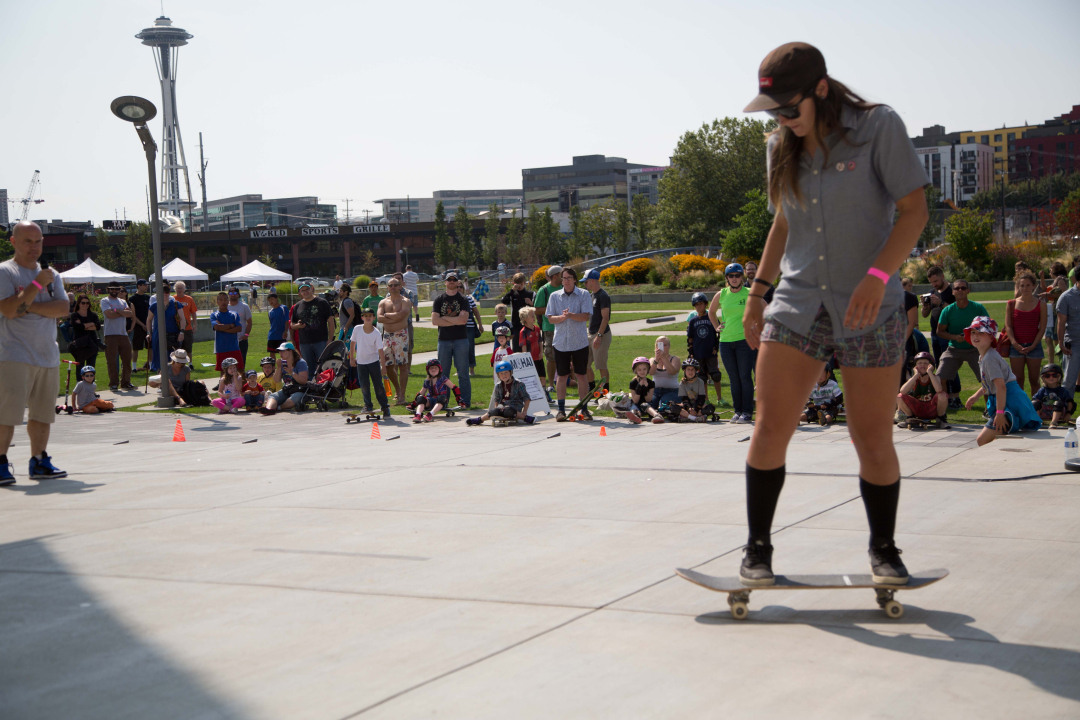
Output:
[2, 412, 1079, 718]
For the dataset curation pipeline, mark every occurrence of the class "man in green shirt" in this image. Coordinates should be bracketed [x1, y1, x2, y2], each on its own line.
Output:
[533, 265, 563, 388]
[934, 280, 987, 408]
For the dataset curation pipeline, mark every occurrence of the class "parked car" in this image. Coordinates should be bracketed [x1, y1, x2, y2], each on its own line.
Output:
[206, 281, 252, 293]
[296, 276, 329, 288]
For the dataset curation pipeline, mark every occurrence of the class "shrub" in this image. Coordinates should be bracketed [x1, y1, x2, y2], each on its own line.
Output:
[945, 208, 993, 268]
[352, 275, 371, 289]
[669, 254, 720, 273]
[620, 257, 654, 284]
[600, 266, 632, 286]
[676, 270, 721, 290]
[531, 265, 550, 290]
[986, 244, 1021, 283]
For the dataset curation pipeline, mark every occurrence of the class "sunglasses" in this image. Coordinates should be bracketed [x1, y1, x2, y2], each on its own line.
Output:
[1044, 373, 1062, 378]
[765, 85, 819, 121]
[726, 273, 743, 278]
[954, 286, 970, 291]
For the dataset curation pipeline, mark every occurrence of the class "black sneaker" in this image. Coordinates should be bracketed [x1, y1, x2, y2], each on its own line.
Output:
[109, 385, 119, 392]
[739, 539, 775, 586]
[869, 539, 909, 585]
[382, 408, 391, 419]
[948, 398, 962, 410]
[465, 417, 483, 426]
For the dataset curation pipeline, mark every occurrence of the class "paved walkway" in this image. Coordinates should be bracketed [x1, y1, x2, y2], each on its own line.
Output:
[1, 411, 1077, 718]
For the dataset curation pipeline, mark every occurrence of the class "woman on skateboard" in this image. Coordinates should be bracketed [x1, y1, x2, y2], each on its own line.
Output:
[738, 42, 929, 587]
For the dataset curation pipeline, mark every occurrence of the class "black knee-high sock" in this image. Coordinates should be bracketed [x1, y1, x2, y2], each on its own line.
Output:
[860, 477, 901, 543]
[746, 464, 785, 543]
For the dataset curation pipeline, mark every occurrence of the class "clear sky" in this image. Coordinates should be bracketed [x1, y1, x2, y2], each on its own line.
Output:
[4, 0, 1079, 226]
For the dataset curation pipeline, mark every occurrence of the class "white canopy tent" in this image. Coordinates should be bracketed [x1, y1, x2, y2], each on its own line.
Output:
[220, 260, 292, 283]
[149, 258, 209, 283]
[59, 258, 136, 284]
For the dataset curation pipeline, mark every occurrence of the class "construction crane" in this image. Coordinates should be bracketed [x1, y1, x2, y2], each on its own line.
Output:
[9, 170, 44, 221]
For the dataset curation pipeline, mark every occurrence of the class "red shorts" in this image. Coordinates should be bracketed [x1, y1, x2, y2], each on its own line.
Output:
[899, 393, 939, 420]
[215, 350, 244, 372]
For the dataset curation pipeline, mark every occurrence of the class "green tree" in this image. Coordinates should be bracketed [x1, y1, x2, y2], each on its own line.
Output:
[945, 207, 994, 267]
[0, 228, 12, 262]
[258, 254, 277, 269]
[454, 205, 476, 270]
[612, 199, 632, 255]
[581, 200, 615, 257]
[631, 194, 656, 250]
[535, 207, 565, 264]
[1057, 188, 1080, 236]
[919, 185, 943, 247]
[482, 203, 501, 269]
[655, 116, 774, 248]
[94, 229, 120, 271]
[505, 210, 523, 266]
[433, 201, 453, 268]
[567, 205, 588, 260]
[720, 189, 773, 260]
[119, 222, 153, 279]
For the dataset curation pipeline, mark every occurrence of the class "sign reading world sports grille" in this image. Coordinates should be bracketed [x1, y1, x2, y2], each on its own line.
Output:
[249, 228, 288, 238]
[301, 226, 339, 236]
[353, 224, 390, 234]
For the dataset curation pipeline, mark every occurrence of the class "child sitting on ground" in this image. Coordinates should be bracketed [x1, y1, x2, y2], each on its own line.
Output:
[963, 316, 1042, 446]
[211, 357, 245, 414]
[491, 326, 513, 367]
[491, 303, 511, 337]
[672, 358, 709, 423]
[802, 368, 843, 426]
[73, 366, 114, 414]
[1032, 363, 1075, 428]
[625, 356, 664, 424]
[242, 370, 265, 411]
[896, 352, 949, 429]
[413, 358, 462, 423]
[257, 356, 283, 394]
[467, 360, 534, 425]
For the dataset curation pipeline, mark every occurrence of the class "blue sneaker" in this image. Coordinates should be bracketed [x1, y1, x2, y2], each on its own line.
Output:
[0, 462, 14, 486]
[28, 452, 67, 480]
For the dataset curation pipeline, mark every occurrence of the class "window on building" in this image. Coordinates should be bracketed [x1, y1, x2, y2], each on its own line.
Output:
[994, 146, 1002, 153]
[980, 135, 989, 144]
[994, 134, 1002, 142]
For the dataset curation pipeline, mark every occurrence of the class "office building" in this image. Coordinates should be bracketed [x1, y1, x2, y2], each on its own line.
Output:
[628, 166, 669, 206]
[522, 155, 657, 212]
[191, 194, 337, 232]
[958, 124, 1039, 184]
[373, 190, 523, 223]
[915, 143, 994, 203]
[1012, 105, 1080, 181]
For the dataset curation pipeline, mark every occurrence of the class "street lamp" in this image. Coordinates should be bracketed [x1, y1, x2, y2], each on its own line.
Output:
[111, 95, 174, 408]
[222, 253, 230, 275]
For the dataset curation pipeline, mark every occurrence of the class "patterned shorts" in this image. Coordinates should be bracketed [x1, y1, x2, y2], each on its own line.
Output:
[382, 329, 409, 366]
[762, 305, 905, 368]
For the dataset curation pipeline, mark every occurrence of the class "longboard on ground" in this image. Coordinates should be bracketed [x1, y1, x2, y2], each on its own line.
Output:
[675, 567, 949, 620]
[563, 380, 609, 421]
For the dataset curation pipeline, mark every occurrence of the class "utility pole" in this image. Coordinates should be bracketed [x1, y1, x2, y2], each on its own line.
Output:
[198, 132, 209, 233]
[341, 198, 353, 223]
[363, 209, 371, 224]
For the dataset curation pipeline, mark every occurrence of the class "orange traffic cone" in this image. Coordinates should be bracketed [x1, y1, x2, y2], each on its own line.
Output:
[599, 426, 607, 437]
[172, 419, 186, 442]
[370, 422, 381, 440]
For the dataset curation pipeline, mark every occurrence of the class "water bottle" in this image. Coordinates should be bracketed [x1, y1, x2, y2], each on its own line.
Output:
[1065, 428, 1079, 465]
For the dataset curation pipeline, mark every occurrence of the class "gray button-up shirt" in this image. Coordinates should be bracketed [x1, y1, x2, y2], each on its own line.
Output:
[765, 105, 928, 339]
[545, 285, 592, 352]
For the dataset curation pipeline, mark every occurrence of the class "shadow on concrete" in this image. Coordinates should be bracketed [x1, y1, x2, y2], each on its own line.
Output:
[695, 607, 1080, 703]
[0, 537, 248, 719]
[1, 478, 103, 495]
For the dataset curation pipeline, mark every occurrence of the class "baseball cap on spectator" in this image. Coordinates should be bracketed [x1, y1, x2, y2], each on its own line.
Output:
[246, 369, 258, 377]
[444, 272, 459, 281]
[743, 42, 827, 113]
[297, 281, 313, 290]
[582, 269, 601, 281]
[277, 342, 296, 352]
[137, 279, 148, 286]
[546, 265, 563, 278]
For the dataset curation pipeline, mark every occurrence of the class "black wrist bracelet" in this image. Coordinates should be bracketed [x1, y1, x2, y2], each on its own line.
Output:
[752, 277, 774, 290]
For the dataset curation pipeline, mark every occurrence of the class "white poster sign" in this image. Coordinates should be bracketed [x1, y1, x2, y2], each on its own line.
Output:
[506, 352, 551, 415]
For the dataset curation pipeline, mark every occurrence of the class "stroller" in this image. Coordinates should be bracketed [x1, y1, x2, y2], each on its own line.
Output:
[297, 340, 350, 412]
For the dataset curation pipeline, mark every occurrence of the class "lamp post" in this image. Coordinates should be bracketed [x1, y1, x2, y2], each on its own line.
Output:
[222, 253, 230, 275]
[111, 96, 174, 408]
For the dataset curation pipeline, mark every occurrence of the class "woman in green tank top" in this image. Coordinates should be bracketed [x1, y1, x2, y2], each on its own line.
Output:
[710, 263, 755, 421]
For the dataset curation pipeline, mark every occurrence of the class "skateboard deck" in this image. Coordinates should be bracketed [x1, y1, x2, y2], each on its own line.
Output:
[564, 381, 609, 421]
[342, 411, 382, 424]
[491, 417, 518, 427]
[675, 567, 949, 620]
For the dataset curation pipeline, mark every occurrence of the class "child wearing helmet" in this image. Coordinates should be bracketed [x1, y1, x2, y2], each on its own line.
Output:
[491, 325, 513, 367]
[73, 366, 115, 414]
[671, 358, 709, 422]
[896, 351, 948, 428]
[414, 358, 462, 422]
[625, 356, 664, 424]
[963, 317, 1042, 446]
[686, 291, 726, 410]
[212, 357, 246, 414]
[257, 357, 283, 394]
[467, 360, 534, 426]
[1032, 363, 1074, 428]
[800, 367, 843, 426]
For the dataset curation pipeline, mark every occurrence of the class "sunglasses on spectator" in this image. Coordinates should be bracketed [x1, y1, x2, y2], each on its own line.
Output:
[954, 285, 969, 291]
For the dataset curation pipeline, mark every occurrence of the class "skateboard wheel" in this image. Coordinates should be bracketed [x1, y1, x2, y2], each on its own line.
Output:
[346, 418, 352, 424]
[730, 602, 749, 620]
[884, 600, 903, 619]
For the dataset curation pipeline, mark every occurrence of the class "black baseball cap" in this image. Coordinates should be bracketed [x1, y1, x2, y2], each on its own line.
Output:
[137, 279, 148, 286]
[743, 42, 827, 113]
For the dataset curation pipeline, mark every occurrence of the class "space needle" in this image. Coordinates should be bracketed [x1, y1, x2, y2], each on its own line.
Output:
[136, 16, 194, 226]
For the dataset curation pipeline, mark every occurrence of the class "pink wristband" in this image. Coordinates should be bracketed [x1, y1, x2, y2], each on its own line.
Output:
[30, 280, 43, 290]
[866, 267, 890, 284]
[995, 410, 1005, 415]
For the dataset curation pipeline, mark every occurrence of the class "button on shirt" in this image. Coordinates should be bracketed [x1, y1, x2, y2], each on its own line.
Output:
[545, 286, 592, 352]
[765, 105, 928, 340]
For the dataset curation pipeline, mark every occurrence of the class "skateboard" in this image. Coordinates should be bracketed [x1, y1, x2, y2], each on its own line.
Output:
[492, 417, 518, 427]
[564, 381, 609, 422]
[675, 567, 949, 620]
[343, 411, 382, 424]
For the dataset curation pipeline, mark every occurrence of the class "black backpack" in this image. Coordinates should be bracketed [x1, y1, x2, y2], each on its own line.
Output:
[179, 380, 211, 407]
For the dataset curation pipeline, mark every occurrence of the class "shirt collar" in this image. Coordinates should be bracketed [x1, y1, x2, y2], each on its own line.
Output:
[840, 105, 860, 131]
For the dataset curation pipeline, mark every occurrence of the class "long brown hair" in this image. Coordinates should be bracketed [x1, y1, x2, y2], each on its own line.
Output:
[767, 76, 880, 209]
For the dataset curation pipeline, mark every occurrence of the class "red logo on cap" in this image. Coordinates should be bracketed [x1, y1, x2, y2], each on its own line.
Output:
[759, 77, 773, 88]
